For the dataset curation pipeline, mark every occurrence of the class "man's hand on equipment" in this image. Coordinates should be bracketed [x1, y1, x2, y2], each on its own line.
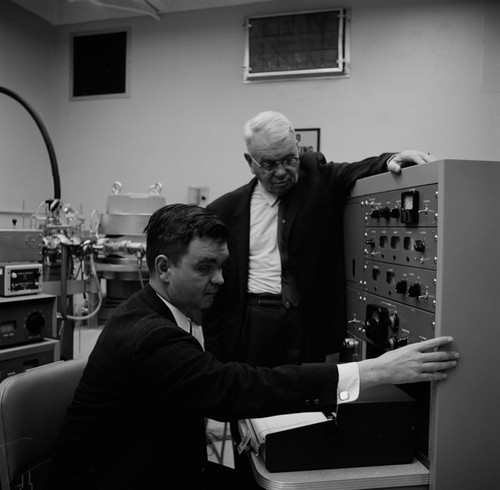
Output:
[358, 336, 459, 390]
[388, 150, 436, 174]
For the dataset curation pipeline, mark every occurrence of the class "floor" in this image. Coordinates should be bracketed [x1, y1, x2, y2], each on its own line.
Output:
[72, 323, 235, 469]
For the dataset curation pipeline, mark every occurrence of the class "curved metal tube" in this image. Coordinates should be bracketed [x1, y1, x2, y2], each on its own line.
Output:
[0, 86, 61, 201]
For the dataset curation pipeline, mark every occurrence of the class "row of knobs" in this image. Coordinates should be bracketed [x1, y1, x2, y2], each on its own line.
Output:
[395, 280, 421, 297]
[365, 238, 426, 253]
[370, 207, 399, 219]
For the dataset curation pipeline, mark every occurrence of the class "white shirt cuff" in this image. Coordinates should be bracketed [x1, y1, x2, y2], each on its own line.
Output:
[337, 362, 360, 404]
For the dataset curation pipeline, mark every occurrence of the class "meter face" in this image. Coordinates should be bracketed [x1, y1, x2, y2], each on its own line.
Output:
[0, 321, 16, 334]
[403, 194, 414, 210]
[401, 191, 419, 224]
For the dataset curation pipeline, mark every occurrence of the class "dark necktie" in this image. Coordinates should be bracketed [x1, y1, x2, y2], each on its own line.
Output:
[277, 199, 301, 308]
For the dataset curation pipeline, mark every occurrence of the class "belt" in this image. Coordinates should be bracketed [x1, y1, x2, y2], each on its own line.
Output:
[247, 293, 283, 307]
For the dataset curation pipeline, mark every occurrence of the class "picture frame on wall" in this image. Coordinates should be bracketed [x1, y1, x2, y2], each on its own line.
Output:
[295, 128, 320, 154]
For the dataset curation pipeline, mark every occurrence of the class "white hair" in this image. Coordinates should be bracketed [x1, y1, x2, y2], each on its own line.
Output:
[243, 111, 295, 154]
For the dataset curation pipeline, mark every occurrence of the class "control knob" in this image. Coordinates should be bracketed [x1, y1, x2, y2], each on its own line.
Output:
[25, 311, 45, 335]
[343, 338, 359, 350]
[408, 283, 422, 298]
[365, 306, 398, 343]
[389, 313, 399, 333]
[379, 207, 391, 219]
[413, 240, 426, 253]
[395, 279, 408, 295]
[388, 336, 408, 350]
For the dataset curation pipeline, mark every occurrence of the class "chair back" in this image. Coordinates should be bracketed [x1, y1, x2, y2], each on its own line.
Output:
[0, 358, 87, 489]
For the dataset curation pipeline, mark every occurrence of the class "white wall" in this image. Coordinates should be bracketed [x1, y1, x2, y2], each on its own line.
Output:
[0, 1, 57, 227]
[1, 0, 499, 227]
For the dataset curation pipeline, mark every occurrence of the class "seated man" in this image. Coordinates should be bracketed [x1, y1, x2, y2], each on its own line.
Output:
[44, 204, 458, 490]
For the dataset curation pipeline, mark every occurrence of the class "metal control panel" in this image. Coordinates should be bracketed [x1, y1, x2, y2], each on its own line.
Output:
[0, 338, 60, 382]
[0, 229, 44, 297]
[345, 181, 438, 352]
[342, 160, 500, 490]
[0, 263, 43, 296]
[0, 294, 57, 348]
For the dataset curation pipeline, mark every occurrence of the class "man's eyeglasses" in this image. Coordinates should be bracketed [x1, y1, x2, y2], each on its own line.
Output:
[250, 155, 300, 173]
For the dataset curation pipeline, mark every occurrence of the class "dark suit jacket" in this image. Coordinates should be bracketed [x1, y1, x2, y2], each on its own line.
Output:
[203, 151, 392, 363]
[45, 284, 338, 490]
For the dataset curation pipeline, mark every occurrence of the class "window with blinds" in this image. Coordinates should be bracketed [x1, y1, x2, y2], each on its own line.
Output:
[244, 9, 350, 82]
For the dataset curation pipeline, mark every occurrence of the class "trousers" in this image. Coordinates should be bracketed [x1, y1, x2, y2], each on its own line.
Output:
[237, 293, 306, 368]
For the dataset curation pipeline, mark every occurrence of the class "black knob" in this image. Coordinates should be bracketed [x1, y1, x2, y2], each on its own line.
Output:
[370, 209, 381, 219]
[388, 336, 408, 349]
[387, 336, 399, 350]
[343, 338, 359, 350]
[408, 283, 422, 298]
[395, 280, 408, 295]
[389, 314, 399, 333]
[397, 337, 408, 347]
[390, 208, 400, 219]
[25, 311, 45, 335]
[413, 239, 426, 253]
[380, 207, 391, 219]
[365, 305, 389, 343]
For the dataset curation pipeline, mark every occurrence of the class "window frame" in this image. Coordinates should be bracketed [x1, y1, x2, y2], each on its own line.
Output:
[70, 27, 131, 101]
[243, 8, 350, 83]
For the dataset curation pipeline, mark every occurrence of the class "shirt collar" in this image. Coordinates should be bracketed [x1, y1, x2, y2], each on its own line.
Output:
[255, 181, 280, 207]
[154, 292, 192, 334]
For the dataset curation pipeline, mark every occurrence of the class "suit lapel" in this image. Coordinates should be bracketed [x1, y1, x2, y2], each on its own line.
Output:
[231, 180, 256, 299]
[141, 284, 176, 323]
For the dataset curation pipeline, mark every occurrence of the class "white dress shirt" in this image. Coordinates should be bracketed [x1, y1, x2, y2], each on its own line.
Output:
[248, 182, 282, 294]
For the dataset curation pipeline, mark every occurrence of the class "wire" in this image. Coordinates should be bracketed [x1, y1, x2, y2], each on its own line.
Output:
[89, 209, 101, 238]
[205, 421, 230, 466]
[65, 254, 103, 322]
